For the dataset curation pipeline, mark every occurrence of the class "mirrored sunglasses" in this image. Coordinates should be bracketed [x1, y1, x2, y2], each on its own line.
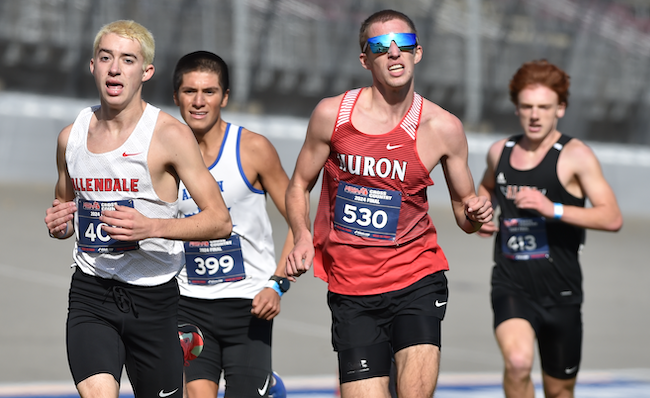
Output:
[363, 32, 418, 54]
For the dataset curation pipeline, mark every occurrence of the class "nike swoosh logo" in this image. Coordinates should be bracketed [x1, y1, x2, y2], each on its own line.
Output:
[122, 152, 142, 157]
[434, 300, 447, 307]
[158, 388, 179, 397]
[565, 366, 578, 374]
[386, 144, 403, 150]
[258, 374, 271, 396]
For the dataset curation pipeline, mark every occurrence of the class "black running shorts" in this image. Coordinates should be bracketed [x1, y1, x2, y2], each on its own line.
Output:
[178, 296, 273, 398]
[66, 268, 183, 396]
[328, 272, 448, 383]
[492, 287, 582, 379]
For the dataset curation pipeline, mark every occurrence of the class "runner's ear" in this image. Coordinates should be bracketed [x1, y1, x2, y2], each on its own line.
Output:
[359, 52, 371, 71]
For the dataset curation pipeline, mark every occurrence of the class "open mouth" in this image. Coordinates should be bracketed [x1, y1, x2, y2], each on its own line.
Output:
[190, 111, 207, 119]
[106, 81, 123, 96]
[388, 64, 404, 73]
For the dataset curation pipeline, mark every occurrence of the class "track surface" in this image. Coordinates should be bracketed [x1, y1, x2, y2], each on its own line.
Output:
[1, 182, 648, 395]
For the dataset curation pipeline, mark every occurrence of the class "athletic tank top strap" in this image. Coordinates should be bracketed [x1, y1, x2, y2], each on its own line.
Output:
[335, 88, 362, 129]
[219, 124, 261, 194]
[496, 135, 521, 171]
[400, 92, 423, 140]
[211, 123, 238, 174]
[498, 134, 573, 169]
[67, 106, 99, 151]
[334, 89, 423, 140]
[541, 134, 573, 168]
[553, 134, 573, 150]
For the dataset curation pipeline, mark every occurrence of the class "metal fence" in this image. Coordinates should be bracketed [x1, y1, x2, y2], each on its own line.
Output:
[1, 0, 649, 144]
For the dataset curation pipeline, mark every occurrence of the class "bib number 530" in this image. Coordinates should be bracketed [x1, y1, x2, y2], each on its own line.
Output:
[341, 204, 388, 229]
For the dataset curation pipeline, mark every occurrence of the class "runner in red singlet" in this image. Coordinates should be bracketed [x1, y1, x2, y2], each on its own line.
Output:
[285, 9, 493, 398]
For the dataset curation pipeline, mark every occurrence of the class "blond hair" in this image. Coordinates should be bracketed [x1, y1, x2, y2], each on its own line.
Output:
[93, 20, 155, 70]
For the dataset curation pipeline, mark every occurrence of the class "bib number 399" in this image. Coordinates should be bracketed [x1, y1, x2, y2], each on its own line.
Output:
[184, 234, 246, 285]
[193, 255, 235, 276]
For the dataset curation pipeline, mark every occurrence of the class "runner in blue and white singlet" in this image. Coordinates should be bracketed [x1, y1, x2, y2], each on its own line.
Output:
[177, 123, 276, 299]
[172, 51, 292, 398]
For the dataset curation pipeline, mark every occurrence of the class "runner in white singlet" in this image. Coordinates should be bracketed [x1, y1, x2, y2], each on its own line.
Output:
[44, 21, 231, 398]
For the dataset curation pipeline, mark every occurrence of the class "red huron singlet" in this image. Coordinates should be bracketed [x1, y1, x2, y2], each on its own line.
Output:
[312, 88, 449, 295]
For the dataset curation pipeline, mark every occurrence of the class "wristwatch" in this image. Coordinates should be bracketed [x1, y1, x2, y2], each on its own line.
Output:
[269, 275, 290, 293]
[266, 275, 290, 296]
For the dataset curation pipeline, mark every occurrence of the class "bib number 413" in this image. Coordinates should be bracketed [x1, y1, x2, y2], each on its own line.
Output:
[506, 234, 537, 252]
[500, 217, 549, 260]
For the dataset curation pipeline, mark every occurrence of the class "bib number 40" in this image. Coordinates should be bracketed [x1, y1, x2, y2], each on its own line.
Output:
[84, 222, 111, 243]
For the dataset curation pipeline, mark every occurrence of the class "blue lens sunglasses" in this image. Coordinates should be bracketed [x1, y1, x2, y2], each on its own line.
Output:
[363, 32, 418, 54]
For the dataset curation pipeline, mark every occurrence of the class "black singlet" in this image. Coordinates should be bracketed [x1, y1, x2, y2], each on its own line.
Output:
[492, 134, 586, 307]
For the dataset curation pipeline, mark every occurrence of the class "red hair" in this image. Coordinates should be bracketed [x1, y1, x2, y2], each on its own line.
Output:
[509, 60, 570, 107]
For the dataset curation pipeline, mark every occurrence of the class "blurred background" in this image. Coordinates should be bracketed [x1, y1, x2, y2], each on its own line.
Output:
[1, 0, 649, 396]
[2, 0, 650, 145]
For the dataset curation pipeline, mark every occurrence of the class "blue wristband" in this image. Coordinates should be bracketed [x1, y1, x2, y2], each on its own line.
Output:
[553, 203, 564, 219]
[265, 280, 283, 297]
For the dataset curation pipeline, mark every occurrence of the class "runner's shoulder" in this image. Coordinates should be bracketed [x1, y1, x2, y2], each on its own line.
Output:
[419, 99, 466, 150]
[154, 111, 195, 140]
[239, 128, 279, 161]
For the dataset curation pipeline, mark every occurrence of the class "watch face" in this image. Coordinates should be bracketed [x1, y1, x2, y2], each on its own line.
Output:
[272, 276, 290, 292]
[278, 278, 290, 292]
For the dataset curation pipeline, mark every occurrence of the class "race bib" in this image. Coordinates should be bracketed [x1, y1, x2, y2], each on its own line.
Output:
[333, 181, 402, 241]
[77, 199, 139, 253]
[501, 217, 549, 260]
[184, 234, 246, 285]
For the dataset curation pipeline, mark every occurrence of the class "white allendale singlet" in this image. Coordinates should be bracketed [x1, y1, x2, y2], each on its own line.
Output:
[66, 104, 184, 286]
[177, 123, 276, 300]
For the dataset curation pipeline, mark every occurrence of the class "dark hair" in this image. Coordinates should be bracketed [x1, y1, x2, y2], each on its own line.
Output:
[172, 51, 230, 94]
[509, 59, 570, 107]
[359, 9, 418, 52]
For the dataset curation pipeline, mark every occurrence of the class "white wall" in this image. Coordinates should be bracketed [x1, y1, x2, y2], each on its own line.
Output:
[2, 91, 648, 215]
